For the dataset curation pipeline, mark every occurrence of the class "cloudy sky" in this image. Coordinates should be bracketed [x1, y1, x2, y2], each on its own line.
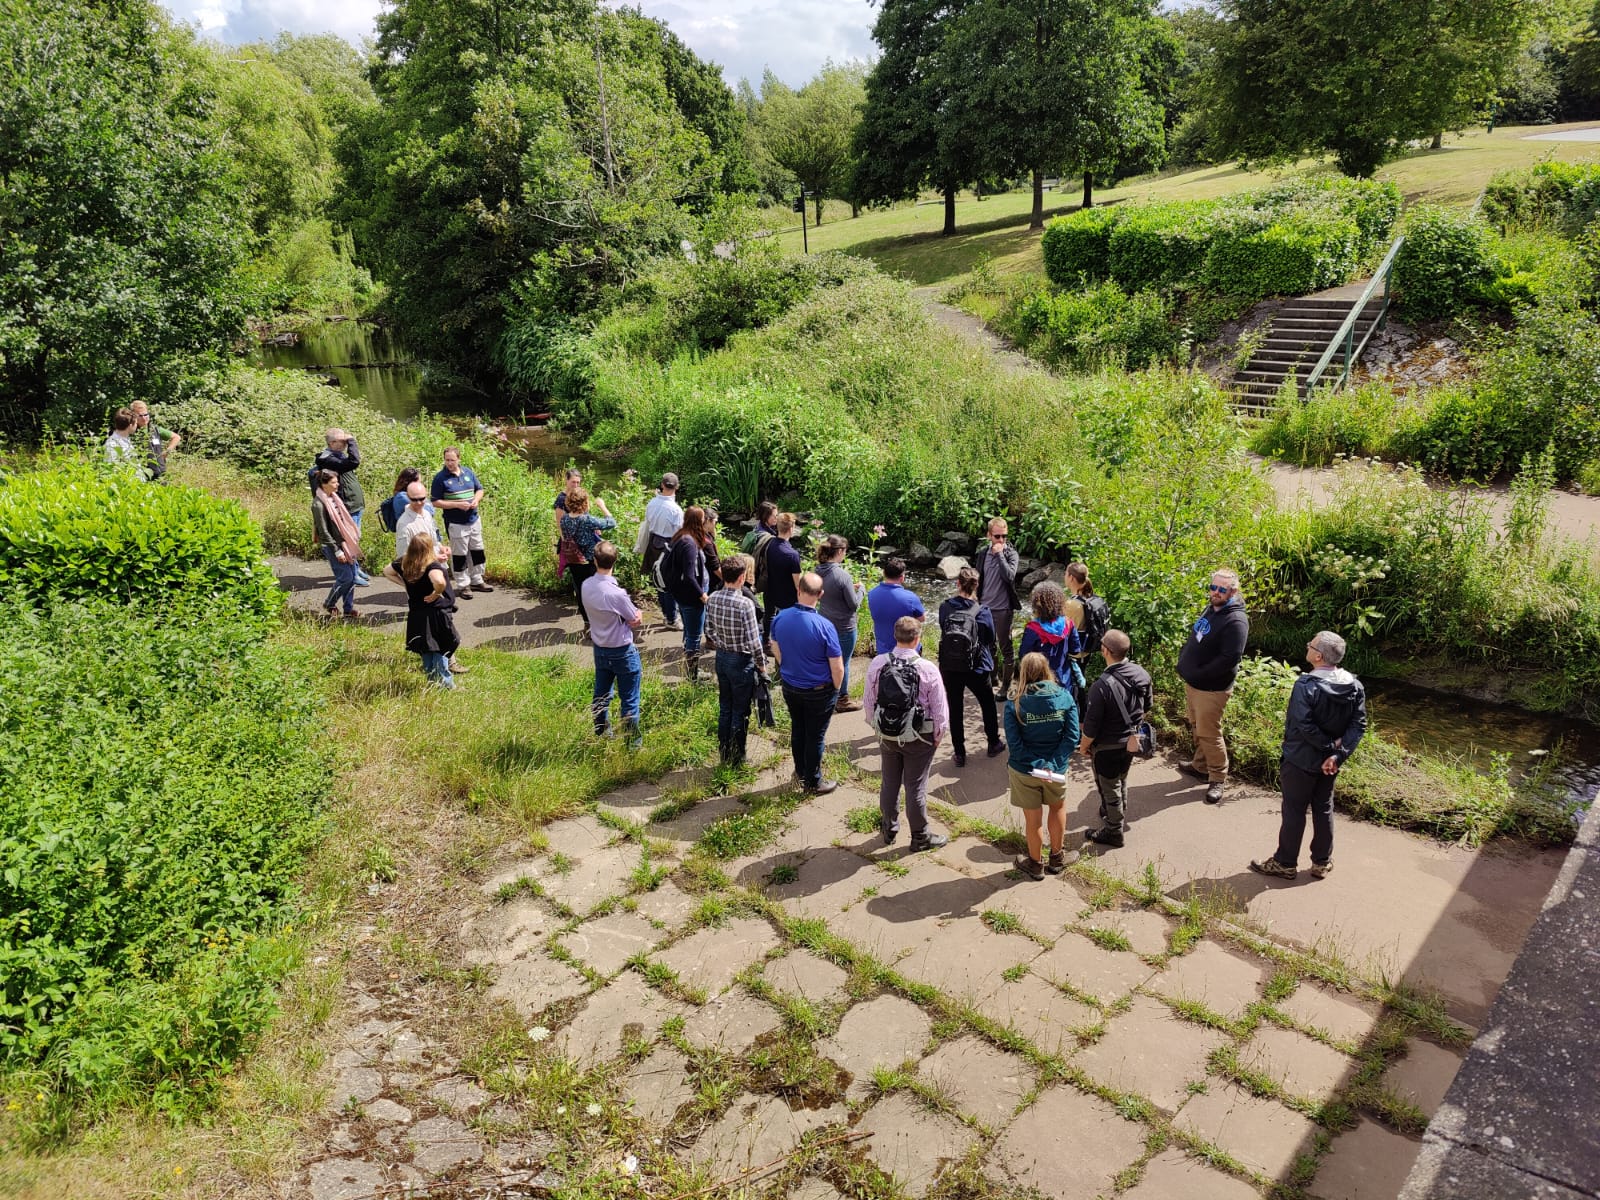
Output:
[161, 0, 877, 88]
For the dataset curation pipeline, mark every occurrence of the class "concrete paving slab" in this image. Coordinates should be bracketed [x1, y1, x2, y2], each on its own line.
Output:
[787, 1180, 847, 1200]
[1122, 1147, 1263, 1200]
[532, 842, 642, 915]
[1312, 1118, 1424, 1200]
[1239, 1024, 1357, 1103]
[622, 1047, 695, 1129]
[858, 1092, 981, 1197]
[541, 813, 616, 859]
[557, 911, 667, 976]
[769, 846, 877, 919]
[629, 879, 697, 928]
[760, 950, 850, 1005]
[680, 1093, 844, 1180]
[554, 972, 687, 1067]
[307, 1158, 388, 1200]
[928, 834, 1015, 879]
[986, 1084, 1146, 1200]
[1149, 939, 1272, 1019]
[681, 987, 783, 1054]
[1399, 1131, 1594, 1200]
[1382, 1040, 1463, 1121]
[817, 995, 932, 1099]
[893, 921, 1038, 1002]
[406, 1114, 485, 1173]
[654, 917, 781, 996]
[916, 1036, 1033, 1127]
[487, 953, 590, 1018]
[1074, 995, 1228, 1114]
[984, 876, 1083, 939]
[646, 794, 750, 853]
[1280, 984, 1384, 1048]
[976, 974, 1097, 1056]
[1176, 1084, 1320, 1179]
[1031, 930, 1158, 1004]
[1086, 907, 1173, 957]
[459, 898, 557, 967]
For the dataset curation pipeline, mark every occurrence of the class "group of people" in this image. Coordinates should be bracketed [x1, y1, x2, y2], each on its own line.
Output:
[103, 401, 182, 481]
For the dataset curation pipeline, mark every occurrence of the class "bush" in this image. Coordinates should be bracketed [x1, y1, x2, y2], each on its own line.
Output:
[1041, 206, 1120, 286]
[0, 596, 326, 1114]
[1482, 162, 1600, 234]
[1202, 209, 1362, 297]
[1003, 281, 1176, 370]
[0, 463, 280, 617]
[1393, 206, 1498, 319]
[1107, 202, 1217, 290]
[1249, 381, 1418, 466]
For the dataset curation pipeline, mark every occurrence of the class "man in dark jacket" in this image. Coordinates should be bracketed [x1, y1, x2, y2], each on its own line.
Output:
[1175, 568, 1249, 803]
[974, 517, 1021, 695]
[1078, 629, 1153, 848]
[315, 428, 369, 584]
[1251, 631, 1367, 881]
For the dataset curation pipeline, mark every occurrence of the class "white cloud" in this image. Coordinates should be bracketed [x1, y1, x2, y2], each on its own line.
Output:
[160, 0, 873, 85]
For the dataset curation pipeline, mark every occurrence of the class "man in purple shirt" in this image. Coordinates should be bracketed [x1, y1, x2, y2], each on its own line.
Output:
[864, 615, 951, 850]
[580, 541, 643, 749]
[866, 558, 925, 653]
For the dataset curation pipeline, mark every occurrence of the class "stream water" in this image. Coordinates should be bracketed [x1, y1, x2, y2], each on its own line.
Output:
[256, 320, 1600, 823]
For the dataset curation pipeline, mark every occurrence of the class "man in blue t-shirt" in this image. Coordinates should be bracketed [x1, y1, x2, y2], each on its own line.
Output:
[867, 558, 925, 653]
[430, 446, 494, 595]
[771, 572, 844, 795]
[762, 511, 804, 637]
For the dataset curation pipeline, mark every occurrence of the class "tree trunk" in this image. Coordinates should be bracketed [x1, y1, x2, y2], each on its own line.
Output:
[1030, 169, 1044, 230]
[942, 188, 956, 236]
[1082, 172, 1094, 209]
[1430, 131, 1443, 150]
[814, 196, 824, 225]
[851, 199, 860, 218]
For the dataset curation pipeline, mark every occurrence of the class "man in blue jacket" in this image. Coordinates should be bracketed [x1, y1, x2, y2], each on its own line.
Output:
[1251, 631, 1368, 882]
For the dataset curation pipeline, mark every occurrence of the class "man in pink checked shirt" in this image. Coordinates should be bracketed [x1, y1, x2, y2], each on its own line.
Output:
[864, 615, 951, 851]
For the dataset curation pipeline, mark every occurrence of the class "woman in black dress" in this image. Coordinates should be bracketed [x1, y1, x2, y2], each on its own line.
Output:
[383, 531, 461, 690]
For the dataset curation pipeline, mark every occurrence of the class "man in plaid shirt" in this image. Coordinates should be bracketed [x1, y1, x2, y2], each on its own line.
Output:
[705, 558, 767, 766]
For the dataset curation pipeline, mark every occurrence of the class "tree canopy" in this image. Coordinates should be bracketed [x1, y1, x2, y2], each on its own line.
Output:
[753, 64, 867, 224]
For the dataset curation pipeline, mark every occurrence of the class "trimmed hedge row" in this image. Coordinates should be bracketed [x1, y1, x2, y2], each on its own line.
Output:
[1040, 177, 1401, 299]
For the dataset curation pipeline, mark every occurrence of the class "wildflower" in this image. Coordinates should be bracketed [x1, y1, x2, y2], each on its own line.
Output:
[557, 1105, 567, 1115]
[527, 1025, 551, 1042]
[621, 1154, 639, 1174]
[873, 524, 886, 537]
[586, 1102, 603, 1116]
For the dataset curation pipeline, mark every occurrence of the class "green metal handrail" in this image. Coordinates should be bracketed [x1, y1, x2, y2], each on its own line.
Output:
[1302, 234, 1405, 396]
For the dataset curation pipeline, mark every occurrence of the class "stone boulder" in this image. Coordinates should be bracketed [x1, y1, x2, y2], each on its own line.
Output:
[939, 530, 976, 554]
[935, 555, 970, 581]
[1020, 562, 1068, 593]
[906, 542, 938, 569]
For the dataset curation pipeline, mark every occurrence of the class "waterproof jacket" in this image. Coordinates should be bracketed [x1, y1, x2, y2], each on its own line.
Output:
[974, 542, 1021, 609]
[1081, 660, 1153, 750]
[1003, 681, 1079, 775]
[1176, 595, 1249, 692]
[1019, 617, 1082, 683]
[314, 439, 364, 513]
[1282, 667, 1368, 773]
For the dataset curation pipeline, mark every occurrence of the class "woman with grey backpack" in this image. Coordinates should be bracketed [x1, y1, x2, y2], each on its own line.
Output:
[937, 566, 1005, 767]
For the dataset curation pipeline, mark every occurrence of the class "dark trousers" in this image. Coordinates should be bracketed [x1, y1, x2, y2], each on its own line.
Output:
[1092, 746, 1134, 832]
[569, 561, 597, 629]
[1276, 759, 1336, 868]
[782, 680, 837, 789]
[715, 650, 758, 764]
[986, 605, 1015, 689]
[880, 736, 935, 837]
[940, 668, 998, 757]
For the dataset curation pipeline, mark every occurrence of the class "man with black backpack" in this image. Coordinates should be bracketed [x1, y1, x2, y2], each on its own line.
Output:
[937, 566, 1005, 768]
[1078, 629, 1153, 849]
[863, 615, 951, 851]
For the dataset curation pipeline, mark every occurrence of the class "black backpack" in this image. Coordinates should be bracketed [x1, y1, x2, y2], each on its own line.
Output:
[1078, 594, 1111, 656]
[653, 541, 679, 594]
[751, 532, 775, 591]
[871, 655, 927, 742]
[376, 491, 403, 534]
[939, 604, 982, 673]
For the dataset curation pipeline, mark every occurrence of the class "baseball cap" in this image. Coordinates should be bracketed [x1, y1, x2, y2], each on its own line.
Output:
[661, 472, 679, 489]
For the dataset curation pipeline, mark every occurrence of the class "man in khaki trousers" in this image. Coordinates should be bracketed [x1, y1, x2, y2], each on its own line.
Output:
[1175, 569, 1249, 804]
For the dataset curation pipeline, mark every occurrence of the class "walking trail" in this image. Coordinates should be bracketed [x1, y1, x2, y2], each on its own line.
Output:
[272, 555, 1561, 1200]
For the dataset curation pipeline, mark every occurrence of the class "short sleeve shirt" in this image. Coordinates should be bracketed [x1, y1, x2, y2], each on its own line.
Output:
[867, 582, 925, 653]
[764, 538, 803, 611]
[431, 465, 482, 526]
[771, 606, 841, 689]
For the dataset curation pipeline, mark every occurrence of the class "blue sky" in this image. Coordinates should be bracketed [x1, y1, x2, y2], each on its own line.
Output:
[161, 0, 878, 88]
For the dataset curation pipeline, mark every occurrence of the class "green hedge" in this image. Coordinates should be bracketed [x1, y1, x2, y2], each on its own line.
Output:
[1040, 205, 1118, 285]
[0, 464, 280, 617]
[1393, 206, 1498, 320]
[1003, 281, 1176, 370]
[1202, 210, 1363, 297]
[1106, 202, 1217, 290]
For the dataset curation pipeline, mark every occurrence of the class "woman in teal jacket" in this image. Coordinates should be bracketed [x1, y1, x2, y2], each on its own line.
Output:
[1003, 652, 1080, 880]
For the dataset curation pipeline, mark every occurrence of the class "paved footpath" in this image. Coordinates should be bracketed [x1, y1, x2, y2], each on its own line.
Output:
[275, 555, 1563, 1200]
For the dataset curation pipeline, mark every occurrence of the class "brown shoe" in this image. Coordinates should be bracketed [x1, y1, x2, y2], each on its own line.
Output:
[835, 697, 862, 713]
[1178, 763, 1208, 782]
[1015, 855, 1046, 882]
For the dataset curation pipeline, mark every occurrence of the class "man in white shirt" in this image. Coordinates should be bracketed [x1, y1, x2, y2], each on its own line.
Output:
[104, 409, 139, 472]
[394, 482, 439, 559]
[643, 472, 685, 629]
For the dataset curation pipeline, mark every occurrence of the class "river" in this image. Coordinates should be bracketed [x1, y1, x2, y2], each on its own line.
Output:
[257, 319, 1600, 825]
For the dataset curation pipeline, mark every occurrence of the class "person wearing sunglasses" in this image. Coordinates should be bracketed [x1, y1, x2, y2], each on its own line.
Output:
[1175, 569, 1249, 804]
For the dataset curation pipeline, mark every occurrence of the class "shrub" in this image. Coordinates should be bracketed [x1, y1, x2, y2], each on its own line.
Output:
[1481, 162, 1600, 234]
[1041, 206, 1120, 287]
[1003, 281, 1176, 370]
[0, 463, 280, 617]
[1249, 381, 1417, 466]
[1202, 209, 1363, 298]
[0, 597, 326, 1114]
[1393, 206, 1498, 319]
[1107, 202, 1217, 290]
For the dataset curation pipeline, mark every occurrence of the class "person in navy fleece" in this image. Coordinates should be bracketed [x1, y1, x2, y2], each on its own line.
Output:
[1016, 582, 1082, 699]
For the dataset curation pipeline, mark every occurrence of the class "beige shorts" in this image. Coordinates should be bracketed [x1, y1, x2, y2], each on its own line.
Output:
[1008, 767, 1066, 810]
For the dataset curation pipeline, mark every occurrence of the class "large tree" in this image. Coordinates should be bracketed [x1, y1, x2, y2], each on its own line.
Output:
[755, 63, 867, 224]
[0, 0, 249, 434]
[1206, 0, 1535, 177]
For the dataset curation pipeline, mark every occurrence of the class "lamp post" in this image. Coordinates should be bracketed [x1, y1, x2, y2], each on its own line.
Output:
[792, 190, 809, 254]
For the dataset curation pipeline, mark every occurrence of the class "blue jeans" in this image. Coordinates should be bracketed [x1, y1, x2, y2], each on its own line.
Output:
[837, 625, 858, 700]
[715, 650, 758, 764]
[680, 600, 706, 655]
[351, 509, 370, 581]
[593, 643, 643, 736]
[658, 589, 679, 624]
[421, 652, 454, 689]
[322, 545, 356, 613]
[782, 680, 838, 789]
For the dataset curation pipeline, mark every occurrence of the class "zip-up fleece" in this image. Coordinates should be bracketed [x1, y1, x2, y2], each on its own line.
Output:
[1003, 681, 1079, 774]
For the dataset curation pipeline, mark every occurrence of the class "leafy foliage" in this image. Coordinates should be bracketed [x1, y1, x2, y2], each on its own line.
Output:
[1392, 206, 1499, 319]
[1002, 280, 1176, 369]
[0, 464, 280, 617]
[1481, 161, 1600, 233]
[754, 64, 867, 223]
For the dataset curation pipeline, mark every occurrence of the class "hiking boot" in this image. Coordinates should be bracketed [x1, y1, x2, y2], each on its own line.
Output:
[1250, 856, 1298, 880]
[807, 779, 839, 796]
[952, 751, 967, 767]
[1310, 860, 1334, 879]
[661, 619, 682, 631]
[835, 697, 862, 713]
[986, 740, 1007, 757]
[881, 822, 898, 846]
[1045, 848, 1079, 874]
[1178, 763, 1208, 782]
[472, 582, 495, 593]
[1015, 854, 1046, 882]
[1084, 827, 1125, 849]
[909, 831, 949, 852]
[456, 589, 474, 600]
[448, 658, 468, 674]
[1204, 782, 1224, 804]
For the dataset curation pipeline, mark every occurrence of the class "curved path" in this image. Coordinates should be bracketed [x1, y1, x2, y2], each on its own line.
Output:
[272, 552, 1561, 1200]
